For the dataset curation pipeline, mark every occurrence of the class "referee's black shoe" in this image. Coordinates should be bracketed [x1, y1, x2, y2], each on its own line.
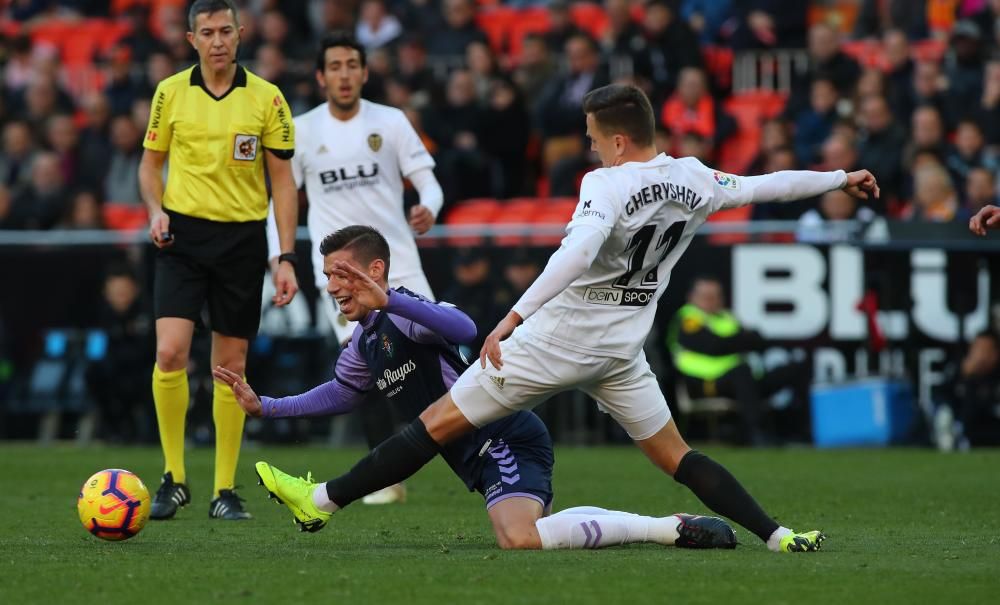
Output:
[150, 472, 191, 520]
[209, 488, 252, 520]
[674, 514, 738, 549]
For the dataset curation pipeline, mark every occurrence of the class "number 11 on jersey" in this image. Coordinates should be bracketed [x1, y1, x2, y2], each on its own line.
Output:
[613, 221, 688, 289]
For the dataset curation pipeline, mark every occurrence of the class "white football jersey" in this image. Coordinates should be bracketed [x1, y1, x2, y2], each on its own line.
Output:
[522, 154, 752, 359]
[269, 100, 436, 290]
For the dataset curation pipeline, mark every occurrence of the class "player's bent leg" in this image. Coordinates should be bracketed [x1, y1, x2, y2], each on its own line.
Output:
[209, 333, 251, 519]
[488, 497, 545, 550]
[420, 393, 479, 444]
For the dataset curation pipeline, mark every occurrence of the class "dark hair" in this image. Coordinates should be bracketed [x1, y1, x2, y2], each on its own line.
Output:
[319, 225, 390, 274]
[316, 31, 367, 72]
[188, 0, 239, 32]
[582, 84, 655, 148]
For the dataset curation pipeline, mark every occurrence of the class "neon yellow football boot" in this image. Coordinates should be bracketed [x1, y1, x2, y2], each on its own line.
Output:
[779, 530, 826, 552]
[254, 461, 331, 532]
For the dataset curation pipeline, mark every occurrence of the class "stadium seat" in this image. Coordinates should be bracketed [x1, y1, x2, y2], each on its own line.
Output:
[444, 198, 503, 246]
[102, 203, 148, 231]
[569, 3, 610, 41]
[475, 6, 518, 54]
[674, 379, 738, 442]
[705, 205, 752, 244]
[528, 198, 577, 246]
[702, 45, 733, 91]
[492, 197, 543, 246]
[508, 8, 551, 58]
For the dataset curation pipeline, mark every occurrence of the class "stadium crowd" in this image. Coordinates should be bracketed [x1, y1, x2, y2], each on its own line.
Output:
[2, 0, 1000, 446]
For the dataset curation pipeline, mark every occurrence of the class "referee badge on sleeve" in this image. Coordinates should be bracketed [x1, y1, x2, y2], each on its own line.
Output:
[233, 134, 259, 161]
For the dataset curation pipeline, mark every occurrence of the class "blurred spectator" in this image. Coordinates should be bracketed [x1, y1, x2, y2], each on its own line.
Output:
[631, 0, 702, 103]
[254, 44, 296, 98]
[946, 21, 986, 119]
[797, 189, 878, 242]
[104, 115, 142, 205]
[423, 69, 493, 203]
[979, 60, 1000, 143]
[748, 118, 792, 174]
[76, 92, 113, 187]
[676, 132, 712, 163]
[364, 46, 392, 104]
[945, 120, 1000, 186]
[933, 330, 1000, 450]
[426, 0, 487, 59]
[160, 21, 196, 65]
[395, 35, 440, 107]
[0, 120, 37, 191]
[395, 0, 443, 33]
[603, 0, 644, 56]
[512, 34, 557, 103]
[910, 60, 954, 128]
[118, 6, 165, 63]
[819, 133, 859, 172]
[59, 188, 104, 230]
[44, 114, 80, 187]
[882, 29, 915, 119]
[681, 0, 735, 44]
[854, 0, 928, 40]
[466, 41, 501, 103]
[660, 67, 736, 151]
[751, 146, 803, 220]
[143, 52, 177, 97]
[964, 166, 999, 214]
[535, 34, 609, 167]
[0, 185, 12, 229]
[786, 23, 860, 118]
[481, 78, 532, 198]
[85, 263, 153, 443]
[971, 0, 1000, 54]
[793, 78, 839, 166]
[18, 77, 70, 137]
[7, 152, 68, 230]
[856, 95, 905, 206]
[503, 248, 542, 299]
[667, 276, 811, 445]
[259, 8, 311, 62]
[441, 248, 510, 354]
[905, 162, 965, 222]
[237, 7, 262, 60]
[544, 0, 585, 53]
[3, 35, 34, 92]
[356, 0, 403, 51]
[730, 0, 807, 49]
[903, 105, 947, 169]
[105, 47, 144, 116]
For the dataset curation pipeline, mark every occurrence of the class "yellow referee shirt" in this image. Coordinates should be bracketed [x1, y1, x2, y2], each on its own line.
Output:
[143, 65, 294, 222]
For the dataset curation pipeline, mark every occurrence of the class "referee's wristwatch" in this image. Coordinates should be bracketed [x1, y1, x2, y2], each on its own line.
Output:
[278, 252, 298, 267]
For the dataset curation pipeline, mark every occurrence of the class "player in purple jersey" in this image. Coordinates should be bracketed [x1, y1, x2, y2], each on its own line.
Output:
[215, 225, 737, 549]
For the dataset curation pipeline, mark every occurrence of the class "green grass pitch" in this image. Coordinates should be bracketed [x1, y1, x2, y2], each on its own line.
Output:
[1, 444, 998, 604]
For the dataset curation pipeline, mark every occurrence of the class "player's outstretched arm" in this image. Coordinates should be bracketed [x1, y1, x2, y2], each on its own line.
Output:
[970, 205, 1000, 235]
[212, 366, 364, 418]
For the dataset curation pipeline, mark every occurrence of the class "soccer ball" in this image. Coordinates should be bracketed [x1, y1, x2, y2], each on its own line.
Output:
[77, 469, 151, 541]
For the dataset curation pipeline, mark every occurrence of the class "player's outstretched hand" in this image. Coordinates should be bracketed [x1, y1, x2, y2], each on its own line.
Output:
[969, 204, 1000, 236]
[331, 260, 390, 310]
[480, 311, 523, 370]
[843, 169, 880, 200]
[272, 260, 299, 307]
[409, 205, 435, 235]
[148, 210, 173, 248]
[212, 366, 263, 417]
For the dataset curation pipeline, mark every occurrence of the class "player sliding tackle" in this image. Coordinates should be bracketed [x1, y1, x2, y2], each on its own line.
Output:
[215, 225, 738, 550]
[252, 84, 880, 553]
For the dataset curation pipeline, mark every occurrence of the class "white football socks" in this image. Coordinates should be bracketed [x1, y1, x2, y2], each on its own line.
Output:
[767, 526, 793, 552]
[534, 506, 681, 549]
[312, 484, 340, 514]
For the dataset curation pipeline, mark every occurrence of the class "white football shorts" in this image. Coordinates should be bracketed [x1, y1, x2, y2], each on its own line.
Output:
[451, 328, 671, 440]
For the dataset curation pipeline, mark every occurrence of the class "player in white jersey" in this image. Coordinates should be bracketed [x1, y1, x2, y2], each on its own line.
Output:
[265, 33, 444, 505]
[258, 84, 880, 553]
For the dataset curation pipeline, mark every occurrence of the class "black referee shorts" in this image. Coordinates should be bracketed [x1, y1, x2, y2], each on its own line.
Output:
[153, 209, 267, 339]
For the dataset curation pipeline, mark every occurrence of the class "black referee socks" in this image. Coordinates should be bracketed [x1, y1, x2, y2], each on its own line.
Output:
[673, 449, 779, 542]
[325, 418, 440, 508]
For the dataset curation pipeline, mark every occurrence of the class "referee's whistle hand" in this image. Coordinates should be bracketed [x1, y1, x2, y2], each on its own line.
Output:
[272, 262, 299, 307]
[149, 211, 174, 248]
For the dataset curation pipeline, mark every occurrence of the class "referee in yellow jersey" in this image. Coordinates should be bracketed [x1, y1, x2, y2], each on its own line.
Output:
[138, 0, 299, 520]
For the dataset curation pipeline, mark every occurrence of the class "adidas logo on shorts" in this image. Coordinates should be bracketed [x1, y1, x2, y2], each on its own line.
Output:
[489, 375, 505, 390]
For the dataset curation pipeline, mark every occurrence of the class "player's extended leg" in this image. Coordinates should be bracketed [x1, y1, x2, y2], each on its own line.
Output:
[488, 497, 545, 549]
[209, 332, 251, 520]
[635, 419, 824, 552]
[150, 317, 194, 520]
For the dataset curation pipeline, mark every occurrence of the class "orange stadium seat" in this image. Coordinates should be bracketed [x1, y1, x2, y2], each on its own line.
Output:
[102, 203, 148, 232]
[508, 8, 551, 58]
[706, 204, 752, 244]
[444, 198, 502, 246]
[529, 198, 577, 246]
[492, 197, 542, 246]
[570, 3, 610, 41]
[702, 45, 733, 91]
